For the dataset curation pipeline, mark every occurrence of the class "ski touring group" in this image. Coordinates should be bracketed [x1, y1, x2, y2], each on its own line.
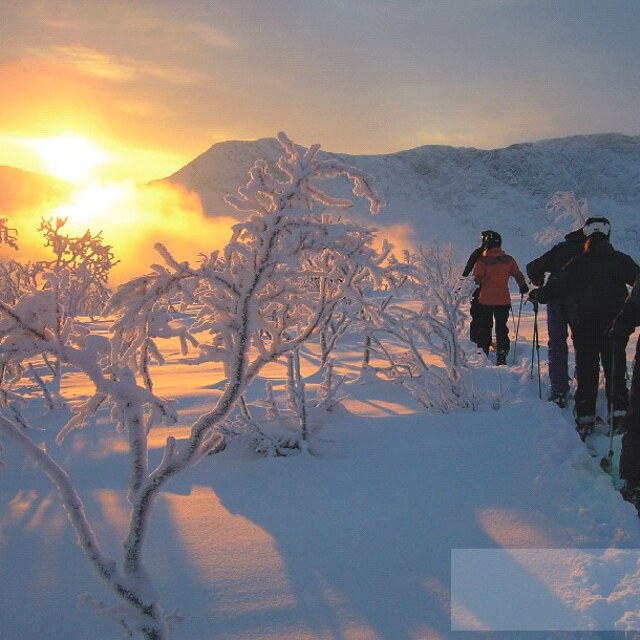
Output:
[463, 217, 640, 513]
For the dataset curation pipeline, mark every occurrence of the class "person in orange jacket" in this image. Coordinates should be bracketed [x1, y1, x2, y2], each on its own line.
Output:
[472, 231, 529, 365]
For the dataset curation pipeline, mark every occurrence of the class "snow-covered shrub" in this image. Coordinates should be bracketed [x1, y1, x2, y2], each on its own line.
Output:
[535, 190, 589, 245]
[0, 217, 117, 316]
[371, 245, 479, 411]
[39, 217, 118, 317]
[0, 217, 19, 250]
[0, 259, 40, 306]
[314, 235, 395, 367]
[0, 217, 118, 409]
[314, 358, 347, 411]
[285, 349, 309, 446]
[0, 132, 384, 639]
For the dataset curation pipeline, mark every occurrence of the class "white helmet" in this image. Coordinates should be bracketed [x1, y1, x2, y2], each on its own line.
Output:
[583, 216, 611, 238]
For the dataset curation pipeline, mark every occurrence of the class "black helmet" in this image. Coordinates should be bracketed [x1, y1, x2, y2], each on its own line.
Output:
[481, 229, 502, 248]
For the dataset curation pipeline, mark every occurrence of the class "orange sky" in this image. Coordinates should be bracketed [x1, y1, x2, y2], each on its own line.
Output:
[1, 1, 639, 186]
[0, 56, 201, 183]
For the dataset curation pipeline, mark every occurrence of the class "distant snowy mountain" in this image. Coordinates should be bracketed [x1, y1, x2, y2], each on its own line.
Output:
[165, 133, 640, 265]
[0, 165, 71, 214]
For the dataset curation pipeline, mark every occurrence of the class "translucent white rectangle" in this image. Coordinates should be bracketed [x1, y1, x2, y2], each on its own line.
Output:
[451, 548, 640, 631]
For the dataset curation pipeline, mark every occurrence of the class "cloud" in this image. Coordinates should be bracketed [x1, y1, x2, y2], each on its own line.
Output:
[32, 46, 204, 84]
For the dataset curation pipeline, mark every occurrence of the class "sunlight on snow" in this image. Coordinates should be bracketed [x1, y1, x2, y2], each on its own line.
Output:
[26, 492, 64, 533]
[340, 397, 418, 418]
[478, 508, 558, 548]
[451, 547, 640, 631]
[449, 598, 492, 631]
[4, 489, 39, 526]
[161, 486, 294, 613]
[161, 487, 412, 639]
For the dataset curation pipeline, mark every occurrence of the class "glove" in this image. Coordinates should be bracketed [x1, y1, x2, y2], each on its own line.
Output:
[519, 284, 529, 296]
[528, 288, 544, 304]
[607, 321, 631, 342]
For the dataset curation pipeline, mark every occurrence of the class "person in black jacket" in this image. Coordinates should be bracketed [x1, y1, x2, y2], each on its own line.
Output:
[526, 229, 585, 407]
[609, 275, 640, 506]
[531, 217, 640, 438]
[462, 230, 495, 347]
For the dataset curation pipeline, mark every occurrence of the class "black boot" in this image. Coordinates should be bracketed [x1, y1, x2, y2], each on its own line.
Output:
[496, 348, 508, 366]
[548, 390, 567, 408]
[575, 415, 596, 441]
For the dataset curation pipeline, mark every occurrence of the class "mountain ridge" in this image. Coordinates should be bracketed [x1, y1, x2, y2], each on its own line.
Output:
[164, 132, 640, 265]
[1, 133, 637, 267]
[0, 165, 71, 214]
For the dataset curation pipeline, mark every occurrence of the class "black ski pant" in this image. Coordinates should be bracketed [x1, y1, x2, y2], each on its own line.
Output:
[476, 304, 511, 355]
[620, 338, 640, 486]
[573, 312, 629, 420]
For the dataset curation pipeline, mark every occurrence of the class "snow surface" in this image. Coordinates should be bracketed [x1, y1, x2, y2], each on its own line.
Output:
[2, 300, 640, 640]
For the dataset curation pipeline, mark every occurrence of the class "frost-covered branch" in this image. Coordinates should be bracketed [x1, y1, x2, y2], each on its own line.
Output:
[0, 217, 19, 250]
[535, 191, 589, 246]
[367, 245, 479, 411]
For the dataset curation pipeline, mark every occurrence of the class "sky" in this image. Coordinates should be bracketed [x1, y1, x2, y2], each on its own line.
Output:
[1, 0, 639, 183]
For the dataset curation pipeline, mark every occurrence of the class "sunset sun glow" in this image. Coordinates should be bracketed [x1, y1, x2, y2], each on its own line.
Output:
[31, 133, 110, 183]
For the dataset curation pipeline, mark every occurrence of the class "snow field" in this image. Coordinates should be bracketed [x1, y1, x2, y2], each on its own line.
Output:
[2, 297, 640, 639]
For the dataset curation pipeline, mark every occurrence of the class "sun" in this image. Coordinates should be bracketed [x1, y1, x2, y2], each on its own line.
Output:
[31, 133, 110, 183]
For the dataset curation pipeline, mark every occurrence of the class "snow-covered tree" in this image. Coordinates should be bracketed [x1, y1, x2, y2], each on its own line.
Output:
[0, 260, 39, 306]
[311, 233, 395, 367]
[0, 217, 117, 316]
[39, 217, 118, 317]
[0, 288, 179, 637]
[535, 190, 589, 245]
[0, 217, 19, 250]
[367, 245, 479, 411]
[0, 217, 119, 409]
[0, 132, 384, 639]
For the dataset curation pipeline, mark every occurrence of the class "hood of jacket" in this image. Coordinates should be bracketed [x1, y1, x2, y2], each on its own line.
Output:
[483, 247, 505, 258]
[564, 229, 586, 244]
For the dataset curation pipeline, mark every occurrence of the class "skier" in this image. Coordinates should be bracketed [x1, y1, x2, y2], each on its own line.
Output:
[530, 217, 640, 438]
[526, 228, 585, 407]
[462, 230, 496, 346]
[608, 274, 640, 507]
[472, 231, 529, 365]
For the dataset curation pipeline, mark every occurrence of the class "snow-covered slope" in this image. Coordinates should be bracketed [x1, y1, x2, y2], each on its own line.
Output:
[165, 133, 640, 265]
[3, 306, 640, 640]
[0, 165, 71, 214]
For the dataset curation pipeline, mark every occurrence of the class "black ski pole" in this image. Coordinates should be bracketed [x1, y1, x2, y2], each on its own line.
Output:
[530, 301, 537, 378]
[509, 303, 516, 334]
[601, 342, 617, 475]
[536, 322, 542, 399]
[511, 294, 524, 365]
[530, 300, 542, 399]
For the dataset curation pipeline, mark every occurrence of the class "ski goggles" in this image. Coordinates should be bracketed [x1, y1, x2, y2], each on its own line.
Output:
[583, 217, 610, 237]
